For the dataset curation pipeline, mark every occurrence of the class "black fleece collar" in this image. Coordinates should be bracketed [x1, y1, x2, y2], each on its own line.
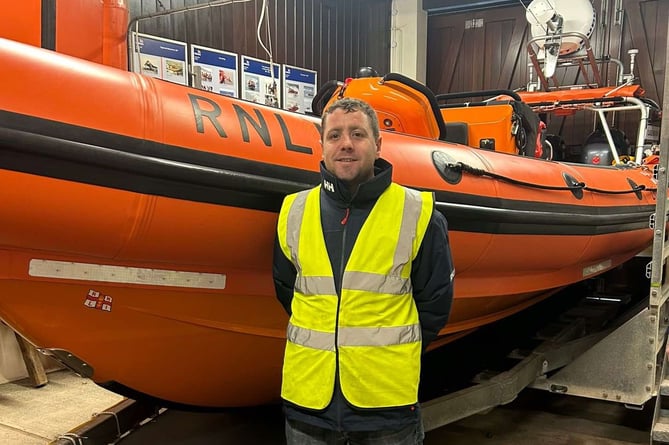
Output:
[319, 158, 393, 206]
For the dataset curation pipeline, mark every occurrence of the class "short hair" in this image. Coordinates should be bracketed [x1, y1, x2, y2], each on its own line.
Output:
[321, 97, 380, 141]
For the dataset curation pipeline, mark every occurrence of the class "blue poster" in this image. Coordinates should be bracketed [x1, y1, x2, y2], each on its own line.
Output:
[282, 65, 318, 114]
[132, 32, 188, 85]
[191, 44, 239, 97]
[241, 55, 281, 108]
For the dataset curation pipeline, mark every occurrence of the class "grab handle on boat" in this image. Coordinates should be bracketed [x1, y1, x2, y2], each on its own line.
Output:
[435, 89, 523, 106]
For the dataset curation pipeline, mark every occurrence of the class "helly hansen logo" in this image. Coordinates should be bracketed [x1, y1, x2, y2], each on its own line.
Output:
[323, 180, 335, 192]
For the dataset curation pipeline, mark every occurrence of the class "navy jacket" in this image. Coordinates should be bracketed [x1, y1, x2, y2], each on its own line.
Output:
[273, 158, 454, 432]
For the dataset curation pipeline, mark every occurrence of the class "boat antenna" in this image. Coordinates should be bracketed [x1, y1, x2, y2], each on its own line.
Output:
[257, 0, 278, 107]
[257, 0, 273, 62]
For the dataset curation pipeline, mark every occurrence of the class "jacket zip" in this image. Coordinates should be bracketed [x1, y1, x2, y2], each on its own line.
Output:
[335, 205, 350, 431]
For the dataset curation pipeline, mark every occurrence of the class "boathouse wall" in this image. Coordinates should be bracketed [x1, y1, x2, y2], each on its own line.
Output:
[126, 0, 393, 86]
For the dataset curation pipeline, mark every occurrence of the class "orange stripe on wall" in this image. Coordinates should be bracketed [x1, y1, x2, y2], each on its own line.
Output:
[56, 0, 103, 63]
[0, 0, 42, 46]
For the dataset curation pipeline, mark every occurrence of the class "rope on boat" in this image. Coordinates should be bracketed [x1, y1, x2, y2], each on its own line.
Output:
[449, 161, 657, 194]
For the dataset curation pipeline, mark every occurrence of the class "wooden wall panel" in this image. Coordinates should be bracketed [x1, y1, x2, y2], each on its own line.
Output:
[427, 0, 666, 101]
[426, 19, 463, 96]
[127, 0, 392, 88]
[623, 0, 667, 104]
[427, 8, 530, 97]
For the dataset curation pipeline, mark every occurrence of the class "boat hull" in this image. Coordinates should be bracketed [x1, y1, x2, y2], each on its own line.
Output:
[0, 37, 658, 407]
[0, 171, 653, 407]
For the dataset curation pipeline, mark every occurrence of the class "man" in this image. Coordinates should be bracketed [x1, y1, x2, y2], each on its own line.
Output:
[273, 97, 454, 444]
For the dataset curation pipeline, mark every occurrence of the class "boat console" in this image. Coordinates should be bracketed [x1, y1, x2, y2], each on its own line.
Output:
[316, 74, 548, 158]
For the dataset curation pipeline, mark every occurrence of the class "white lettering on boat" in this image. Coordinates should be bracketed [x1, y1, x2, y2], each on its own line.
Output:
[28, 259, 226, 289]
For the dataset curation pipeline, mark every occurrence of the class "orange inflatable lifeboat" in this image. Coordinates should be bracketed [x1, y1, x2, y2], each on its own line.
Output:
[0, 37, 659, 408]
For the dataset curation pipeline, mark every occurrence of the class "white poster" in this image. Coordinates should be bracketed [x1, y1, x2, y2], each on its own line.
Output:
[131, 32, 188, 85]
[282, 65, 318, 114]
[191, 44, 239, 97]
[241, 55, 281, 108]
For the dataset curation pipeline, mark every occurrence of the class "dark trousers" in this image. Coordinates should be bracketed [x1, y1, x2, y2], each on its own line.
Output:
[285, 418, 424, 445]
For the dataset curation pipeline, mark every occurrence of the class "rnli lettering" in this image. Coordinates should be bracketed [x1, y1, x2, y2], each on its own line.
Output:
[188, 93, 315, 155]
[232, 104, 271, 146]
[189, 94, 227, 137]
[275, 114, 312, 154]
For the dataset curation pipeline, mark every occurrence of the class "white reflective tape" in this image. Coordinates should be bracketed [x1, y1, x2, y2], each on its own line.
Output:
[28, 259, 226, 289]
[338, 324, 421, 347]
[295, 275, 337, 296]
[342, 271, 411, 295]
[582, 259, 612, 278]
[287, 323, 335, 351]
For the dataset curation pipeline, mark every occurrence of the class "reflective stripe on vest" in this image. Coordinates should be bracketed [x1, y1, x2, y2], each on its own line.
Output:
[277, 183, 433, 409]
[288, 323, 422, 349]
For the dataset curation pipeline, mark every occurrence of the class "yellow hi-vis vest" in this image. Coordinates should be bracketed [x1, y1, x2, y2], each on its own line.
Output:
[277, 182, 433, 409]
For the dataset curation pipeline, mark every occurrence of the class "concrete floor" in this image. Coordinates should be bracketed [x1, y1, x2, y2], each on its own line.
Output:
[0, 369, 654, 444]
[115, 392, 652, 445]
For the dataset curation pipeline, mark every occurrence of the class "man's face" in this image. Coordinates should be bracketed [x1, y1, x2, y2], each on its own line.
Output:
[321, 109, 381, 191]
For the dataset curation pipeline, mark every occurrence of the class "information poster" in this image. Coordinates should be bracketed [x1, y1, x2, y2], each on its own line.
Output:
[241, 55, 281, 108]
[132, 32, 188, 85]
[282, 65, 318, 114]
[191, 44, 239, 97]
